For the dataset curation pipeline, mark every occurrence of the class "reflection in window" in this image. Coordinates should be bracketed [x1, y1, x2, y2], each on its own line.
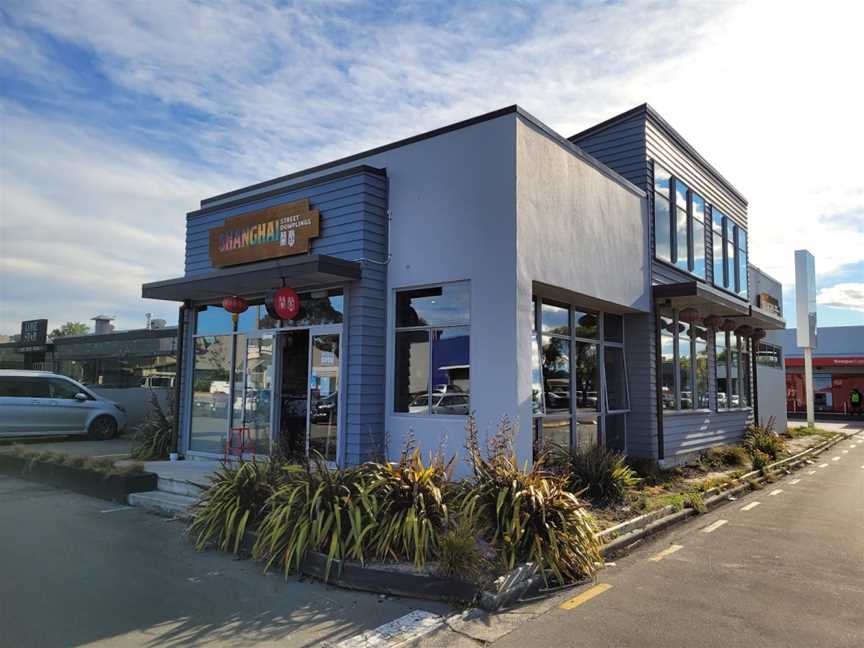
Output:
[197, 290, 344, 334]
[574, 342, 599, 412]
[575, 413, 599, 450]
[394, 330, 430, 413]
[716, 332, 729, 410]
[190, 335, 232, 454]
[712, 210, 726, 288]
[531, 336, 544, 416]
[542, 418, 571, 450]
[654, 164, 672, 263]
[692, 194, 706, 279]
[678, 321, 692, 410]
[394, 283, 470, 415]
[574, 310, 598, 340]
[674, 178, 689, 272]
[694, 326, 709, 409]
[726, 218, 736, 294]
[310, 334, 339, 461]
[542, 336, 571, 414]
[396, 284, 469, 328]
[660, 316, 676, 410]
[737, 230, 748, 298]
[604, 346, 629, 411]
[542, 301, 570, 335]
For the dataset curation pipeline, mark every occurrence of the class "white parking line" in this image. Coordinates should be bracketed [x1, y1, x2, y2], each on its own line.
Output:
[769, 489, 783, 496]
[100, 506, 131, 514]
[832, 456, 841, 461]
[740, 501, 760, 511]
[807, 470, 817, 475]
[819, 463, 829, 468]
[702, 520, 728, 533]
[336, 610, 444, 648]
[842, 450, 849, 454]
[789, 479, 801, 485]
[649, 544, 684, 562]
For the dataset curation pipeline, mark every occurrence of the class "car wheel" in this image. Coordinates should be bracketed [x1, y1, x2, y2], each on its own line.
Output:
[88, 415, 118, 440]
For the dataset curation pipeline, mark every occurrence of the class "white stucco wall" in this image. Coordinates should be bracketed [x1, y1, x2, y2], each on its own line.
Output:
[514, 116, 649, 455]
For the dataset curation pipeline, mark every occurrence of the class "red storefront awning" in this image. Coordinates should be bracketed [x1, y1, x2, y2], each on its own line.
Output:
[785, 356, 864, 368]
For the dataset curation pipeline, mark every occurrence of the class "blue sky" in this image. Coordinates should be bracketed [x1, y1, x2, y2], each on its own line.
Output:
[1, 0, 862, 335]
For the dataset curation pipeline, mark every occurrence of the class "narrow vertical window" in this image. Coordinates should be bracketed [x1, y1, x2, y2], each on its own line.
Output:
[737, 228, 749, 298]
[712, 209, 725, 288]
[654, 165, 672, 263]
[678, 319, 692, 409]
[673, 178, 690, 272]
[660, 313, 676, 410]
[715, 331, 729, 410]
[692, 194, 706, 279]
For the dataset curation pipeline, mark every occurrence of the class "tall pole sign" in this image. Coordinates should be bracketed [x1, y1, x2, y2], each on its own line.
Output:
[794, 250, 817, 427]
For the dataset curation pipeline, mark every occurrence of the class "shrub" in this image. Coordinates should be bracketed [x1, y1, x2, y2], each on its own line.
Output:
[189, 459, 284, 555]
[362, 445, 452, 566]
[131, 391, 174, 461]
[702, 445, 750, 468]
[253, 456, 377, 580]
[744, 422, 787, 461]
[554, 444, 641, 504]
[686, 491, 707, 514]
[436, 518, 490, 583]
[750, 449, 770, 472]
[459, 416, 601, 584]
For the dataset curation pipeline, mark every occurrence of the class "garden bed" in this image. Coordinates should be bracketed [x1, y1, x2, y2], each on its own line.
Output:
[0, 449, 156, 504]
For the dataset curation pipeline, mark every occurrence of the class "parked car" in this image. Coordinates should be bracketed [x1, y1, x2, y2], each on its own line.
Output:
[140, 374, 175, 388]
[0, 370, 127, 439]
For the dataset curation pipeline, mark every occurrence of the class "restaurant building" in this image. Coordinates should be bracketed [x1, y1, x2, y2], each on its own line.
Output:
[143, 104, 785, 472]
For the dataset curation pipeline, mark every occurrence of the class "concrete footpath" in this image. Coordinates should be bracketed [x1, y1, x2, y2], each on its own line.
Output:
[0, 475, 450, 647]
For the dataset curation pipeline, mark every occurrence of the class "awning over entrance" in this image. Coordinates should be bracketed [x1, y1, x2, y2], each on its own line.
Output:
[142, 254, 362, 302]
[653, 281, 786, 330]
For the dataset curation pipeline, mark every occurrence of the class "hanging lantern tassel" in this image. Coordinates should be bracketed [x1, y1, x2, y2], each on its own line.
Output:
[222, 295, 249, 326]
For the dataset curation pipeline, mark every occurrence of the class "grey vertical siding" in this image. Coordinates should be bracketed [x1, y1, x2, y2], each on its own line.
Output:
[568, 113, 648, 189]
[182, 168, 388, 465]
[623, 313, 656, 458]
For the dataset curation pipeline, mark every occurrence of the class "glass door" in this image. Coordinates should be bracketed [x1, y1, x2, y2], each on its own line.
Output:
[233, 333, 274, 455]
[309, 334, 340, 462]
[276, 330, 310, 459]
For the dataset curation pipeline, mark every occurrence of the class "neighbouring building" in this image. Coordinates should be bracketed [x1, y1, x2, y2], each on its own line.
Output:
[142, 104, 785, 473]
[0, 319, 177, 427]
[768, 325, 864, 419]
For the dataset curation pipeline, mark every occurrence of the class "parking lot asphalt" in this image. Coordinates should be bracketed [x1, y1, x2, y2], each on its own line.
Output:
[0, 475, 450, 647]
[492, 426, 864, 648]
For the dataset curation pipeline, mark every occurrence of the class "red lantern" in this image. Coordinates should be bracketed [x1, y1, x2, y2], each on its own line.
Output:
[265, 287, 300, 321]
[703, 314, 722, 330]
[751, 328, 766, 341]
[222, 295, 249, 326]
[720, 319, 738, 332]
[735, 324, 754, 337]
[678, 307, 701, 324]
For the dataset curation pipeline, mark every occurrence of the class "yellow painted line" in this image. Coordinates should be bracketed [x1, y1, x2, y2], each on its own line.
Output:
[649, 544, 684, 562]
[702, 519, 728, 533]
[560, 583, 613, 609]
[740, 501, 760, 511]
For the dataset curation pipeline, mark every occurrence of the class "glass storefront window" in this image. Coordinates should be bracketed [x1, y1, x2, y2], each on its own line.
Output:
[197, 290, 344, 335]
[542, 336, 571, 414]
[660, 316, 676, 410]
[189, 335, 232, 454]
[574, 310, 598, 340]
[716, 331, 729, 410]
[674, 178, 689, 272]
[574, 342, 599, 412]
[394, 283, 470, 416]
[694, 326, 709, 409]
[712, 210, 725, 288]
[603, 313, 623, 343]
[678, 321, 692, 410]
[692, 194, 706, 279]
[655, 193, 672, 263]
[309, 334, 340, 461]
[604, 413, 626, 453]
[542, 301, 570, 335]
[542, 417, 571, 450]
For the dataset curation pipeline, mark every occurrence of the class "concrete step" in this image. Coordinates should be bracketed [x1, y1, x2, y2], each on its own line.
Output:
[128, 490, 196, 519]
[156, 475, 207, 498]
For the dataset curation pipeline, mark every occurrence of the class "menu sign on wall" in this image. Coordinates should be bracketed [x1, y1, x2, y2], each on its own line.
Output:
[758, 292, 781, 317]
[19, 319, 48, 351]
[209, 198, 320, 268]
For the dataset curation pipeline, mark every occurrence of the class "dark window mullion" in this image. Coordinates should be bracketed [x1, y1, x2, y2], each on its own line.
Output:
[670, 178, 678, 264]
[687, 191, 694, 272]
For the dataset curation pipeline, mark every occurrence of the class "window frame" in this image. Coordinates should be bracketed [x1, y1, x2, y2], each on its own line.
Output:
[532, 298, 629, 453]
[714, 331, 753, 411]
[653, 162, 708, 281]
[393, 282, 471, 418]
[658, 308, 711, 414]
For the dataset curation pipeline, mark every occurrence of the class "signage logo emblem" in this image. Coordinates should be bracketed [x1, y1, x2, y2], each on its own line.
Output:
[209, 198, 320, 268]
[266, 287, 301, 321]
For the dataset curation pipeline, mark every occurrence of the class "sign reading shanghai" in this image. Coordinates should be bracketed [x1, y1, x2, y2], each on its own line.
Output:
[208, 198, 320, 268]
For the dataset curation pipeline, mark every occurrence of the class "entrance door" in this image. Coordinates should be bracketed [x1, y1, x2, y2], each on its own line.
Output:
[275, 329, 341, 462]
[233, 333, 274, 454]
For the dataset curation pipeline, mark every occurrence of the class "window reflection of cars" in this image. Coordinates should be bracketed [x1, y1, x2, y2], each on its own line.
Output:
[408, 393, 469, 415]
[680, 391, 693, 409]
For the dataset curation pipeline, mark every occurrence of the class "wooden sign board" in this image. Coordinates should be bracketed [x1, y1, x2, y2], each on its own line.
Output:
[209, 198, 320, 268]
[758, 292, 781, 317]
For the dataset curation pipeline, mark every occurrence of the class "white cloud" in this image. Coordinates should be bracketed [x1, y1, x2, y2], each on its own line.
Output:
[2, 0, 864, 333]
[817, 283, 864, 313]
